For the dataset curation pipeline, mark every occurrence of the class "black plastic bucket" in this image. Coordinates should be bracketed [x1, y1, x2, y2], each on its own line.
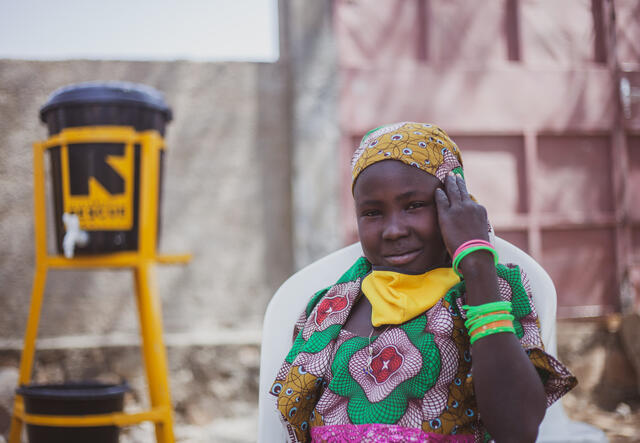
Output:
[16, 382, 129, 443]
[39, 81, 172, 255]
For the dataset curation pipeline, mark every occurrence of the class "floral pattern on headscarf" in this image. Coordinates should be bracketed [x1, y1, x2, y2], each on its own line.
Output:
[351, 122, 464, 189]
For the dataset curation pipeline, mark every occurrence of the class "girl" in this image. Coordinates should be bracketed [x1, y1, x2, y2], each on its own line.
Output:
[271, 122, 576, 442]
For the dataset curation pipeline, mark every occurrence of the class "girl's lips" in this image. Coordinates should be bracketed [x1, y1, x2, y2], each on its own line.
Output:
[383, 249, 421, 266]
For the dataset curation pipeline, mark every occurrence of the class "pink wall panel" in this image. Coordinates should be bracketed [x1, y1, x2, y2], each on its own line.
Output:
[335, 0, 422, 68]
[632, 228, 640, 262]
[614, 0, 640, 66]
[520, 0, 599, 65]
[542, 228, 618, 316]
[336, 0, 638, 317]
[340, 68, 616, 135]
[629, 136, 640, 221]
[497, 230, 529, 253]
[632, 228, 640, 298]
[426, 0, 508, 64]
[537, 135, 613, 215]
[451, 135, 527, 218]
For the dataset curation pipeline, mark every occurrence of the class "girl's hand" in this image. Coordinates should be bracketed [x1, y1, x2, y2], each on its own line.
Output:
[434, 172, 489, 256]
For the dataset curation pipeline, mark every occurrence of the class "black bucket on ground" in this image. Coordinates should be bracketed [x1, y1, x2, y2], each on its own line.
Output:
[39, 81, 172, 255]
[16, 381, 129, 443]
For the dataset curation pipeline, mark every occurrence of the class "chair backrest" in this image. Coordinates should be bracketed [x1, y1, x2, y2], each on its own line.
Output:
[257, 237, 558, 442]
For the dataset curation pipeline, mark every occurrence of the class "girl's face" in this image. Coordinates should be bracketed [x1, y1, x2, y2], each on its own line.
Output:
[353, 160, 448, 274]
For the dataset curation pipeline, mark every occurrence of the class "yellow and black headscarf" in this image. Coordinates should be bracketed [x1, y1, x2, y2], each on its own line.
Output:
[351, 122, 464, 190]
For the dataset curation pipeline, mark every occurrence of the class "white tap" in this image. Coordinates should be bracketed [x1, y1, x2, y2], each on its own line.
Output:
[62, 213, 89, 258]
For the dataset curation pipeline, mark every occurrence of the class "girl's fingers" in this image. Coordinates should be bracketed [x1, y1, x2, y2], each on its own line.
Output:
[456, 174, 471, 200]
[434, 187, 449, 209]
[445, 172, 461, 203]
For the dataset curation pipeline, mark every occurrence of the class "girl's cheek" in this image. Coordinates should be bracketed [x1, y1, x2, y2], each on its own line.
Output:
[417, 211, 439, 231]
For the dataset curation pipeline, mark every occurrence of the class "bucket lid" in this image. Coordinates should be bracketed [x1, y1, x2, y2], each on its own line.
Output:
[16, 381, 130, 400]
[40, 81, 172, 123]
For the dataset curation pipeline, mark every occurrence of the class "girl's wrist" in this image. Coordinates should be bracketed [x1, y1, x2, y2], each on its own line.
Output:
[458, 250, 495, 277]
[459, 252, 500, 305]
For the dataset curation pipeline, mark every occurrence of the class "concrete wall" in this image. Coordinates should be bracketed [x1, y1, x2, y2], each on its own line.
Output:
[0, 60, 297, 342]
[0, 1, 343, 438]
[288, 0, 343, 268]
[0, 59, 295, 439]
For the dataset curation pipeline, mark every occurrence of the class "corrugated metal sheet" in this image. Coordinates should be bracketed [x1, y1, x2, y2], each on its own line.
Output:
[335, 0, 640, 317]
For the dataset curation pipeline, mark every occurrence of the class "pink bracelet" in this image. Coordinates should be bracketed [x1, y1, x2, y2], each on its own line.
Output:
[453, 240, 494, 260]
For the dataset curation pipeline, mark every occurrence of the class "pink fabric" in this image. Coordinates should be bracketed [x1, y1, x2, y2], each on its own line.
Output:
[310, 423, 474, 442]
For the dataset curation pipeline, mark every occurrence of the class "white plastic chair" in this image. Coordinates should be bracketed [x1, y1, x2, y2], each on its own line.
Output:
[258, 238, 607, 442]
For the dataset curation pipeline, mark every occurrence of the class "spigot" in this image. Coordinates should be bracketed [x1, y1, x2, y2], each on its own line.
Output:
[62, 213, 89, 258]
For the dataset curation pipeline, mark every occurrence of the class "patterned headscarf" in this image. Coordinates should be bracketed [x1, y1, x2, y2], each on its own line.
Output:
[351, 122, 464, 190]
[351, 121, 493, 239]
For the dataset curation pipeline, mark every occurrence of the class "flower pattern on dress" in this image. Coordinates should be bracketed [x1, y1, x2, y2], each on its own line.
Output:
[328, 316, 441, 425]
[397, 398, 423, 428]
[370, 345, 404, 383]
[302, 280, 360, 340]
[271, 257, 578, 442]
[421, 298, 459, 419]
[351, 328, 423, 402]
[293, 344, 336, 379]
[315, 294, 349, 326]
[316, 388, 349, 425]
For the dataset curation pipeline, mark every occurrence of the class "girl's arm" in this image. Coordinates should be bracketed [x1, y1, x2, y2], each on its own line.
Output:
[435, 173, 546, 443]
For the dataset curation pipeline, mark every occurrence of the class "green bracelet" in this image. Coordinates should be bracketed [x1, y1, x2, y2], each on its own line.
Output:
[466, 313, 515, 332]
[452, 245, 499, 278]
[462, 301, 512, 318]
[470, 326, 516, 345]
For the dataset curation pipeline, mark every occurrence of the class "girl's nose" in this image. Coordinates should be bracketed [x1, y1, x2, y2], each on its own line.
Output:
[382, 213, 409, 240]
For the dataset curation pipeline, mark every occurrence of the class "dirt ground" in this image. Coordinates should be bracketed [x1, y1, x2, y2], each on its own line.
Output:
[563, 392, 640, 442]
[557, 317, 640, 443]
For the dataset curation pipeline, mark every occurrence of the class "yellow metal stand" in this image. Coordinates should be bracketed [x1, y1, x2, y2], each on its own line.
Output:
[9, 127, 190, 443]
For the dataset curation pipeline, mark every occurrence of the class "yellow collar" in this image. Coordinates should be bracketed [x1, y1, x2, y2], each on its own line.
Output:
[361, 267, 460, 327]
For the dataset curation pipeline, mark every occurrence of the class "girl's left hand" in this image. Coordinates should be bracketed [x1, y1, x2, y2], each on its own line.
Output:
[434, 172, 489, 256]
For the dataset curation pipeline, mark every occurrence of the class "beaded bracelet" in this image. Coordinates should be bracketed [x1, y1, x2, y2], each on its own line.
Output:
[452, 245, 499, 278]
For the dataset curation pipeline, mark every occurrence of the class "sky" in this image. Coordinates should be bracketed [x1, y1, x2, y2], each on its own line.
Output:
[0, 0, 279, 62]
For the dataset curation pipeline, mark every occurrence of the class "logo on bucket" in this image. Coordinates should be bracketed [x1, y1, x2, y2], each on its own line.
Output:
[61, 142, 135, 231]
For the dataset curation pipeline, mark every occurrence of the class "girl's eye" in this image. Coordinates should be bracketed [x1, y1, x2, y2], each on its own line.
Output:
[407, 202, 427, 210]
[362, 209, 380, 217]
